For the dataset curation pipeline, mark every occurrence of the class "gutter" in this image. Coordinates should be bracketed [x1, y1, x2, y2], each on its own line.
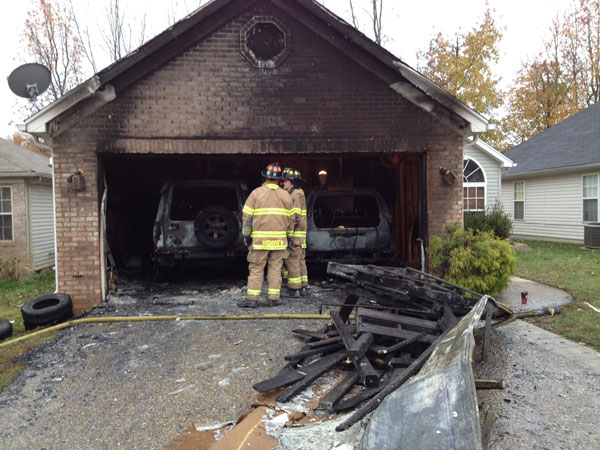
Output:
[0, 171, 51, 179]
[502, 162, 600, 180]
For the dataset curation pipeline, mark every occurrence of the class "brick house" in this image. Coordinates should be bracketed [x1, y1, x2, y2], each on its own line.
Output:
[19, 0, 491, 313]
[0, 138, 54, 272]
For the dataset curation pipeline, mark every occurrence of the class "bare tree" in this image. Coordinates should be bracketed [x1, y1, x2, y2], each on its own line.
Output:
[100, 0, 147, 62]
[22, 0, 85, 102]
[346, 0, 385, 45]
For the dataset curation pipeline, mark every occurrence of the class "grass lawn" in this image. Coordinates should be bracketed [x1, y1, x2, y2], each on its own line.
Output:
[0, 271, 56, 391]
[515, 241, 600, 350]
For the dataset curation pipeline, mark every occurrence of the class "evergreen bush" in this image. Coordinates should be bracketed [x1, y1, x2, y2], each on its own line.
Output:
[464, 201, 512, 239]
[428, 222, 515, 296]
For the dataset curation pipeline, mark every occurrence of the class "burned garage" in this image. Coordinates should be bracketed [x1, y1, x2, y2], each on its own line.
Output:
[20, 0, 491, 313]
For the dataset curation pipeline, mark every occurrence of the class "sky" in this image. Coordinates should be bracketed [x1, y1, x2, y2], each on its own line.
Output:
[0, 0, 574, 139]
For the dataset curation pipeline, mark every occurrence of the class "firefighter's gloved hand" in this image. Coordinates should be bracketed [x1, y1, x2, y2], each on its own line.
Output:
[243, 236, 252, 248]
[287, 238, 293, 249]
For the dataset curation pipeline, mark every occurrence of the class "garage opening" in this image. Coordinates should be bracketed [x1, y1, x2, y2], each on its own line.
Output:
[100, 152, 425, 278]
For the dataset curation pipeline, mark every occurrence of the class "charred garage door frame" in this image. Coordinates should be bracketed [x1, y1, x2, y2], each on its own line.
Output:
[98, 151, 427, 275]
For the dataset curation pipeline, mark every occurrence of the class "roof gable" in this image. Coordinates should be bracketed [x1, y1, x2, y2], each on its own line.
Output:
[504, 103, 600, 177]
[20, 0, 490, 141]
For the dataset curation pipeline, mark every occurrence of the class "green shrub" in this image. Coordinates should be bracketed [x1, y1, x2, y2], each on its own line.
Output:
[0, 257, 30, 281]
[464, 201, 512, 239]
[428, 222, 515, 296]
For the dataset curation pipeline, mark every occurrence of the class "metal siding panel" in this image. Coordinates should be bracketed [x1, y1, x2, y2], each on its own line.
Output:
[29, 184, 55, 270]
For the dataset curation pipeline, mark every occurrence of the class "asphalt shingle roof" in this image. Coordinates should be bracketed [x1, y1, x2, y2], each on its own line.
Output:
[504, 102, 600, 177]
[0, 138, 51, 177]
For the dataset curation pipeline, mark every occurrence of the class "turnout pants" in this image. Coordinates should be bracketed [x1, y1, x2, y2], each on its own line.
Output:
[246, 248, 288, 300]
[284, 243, 303, 290]
[300, 248, 308, 288]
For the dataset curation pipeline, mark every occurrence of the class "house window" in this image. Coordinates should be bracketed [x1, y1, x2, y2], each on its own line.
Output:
[463, 158, 486, 211]
[514, 182, 524, 220]
[583, 174, 598, 222]
[0, 186, 13, 241]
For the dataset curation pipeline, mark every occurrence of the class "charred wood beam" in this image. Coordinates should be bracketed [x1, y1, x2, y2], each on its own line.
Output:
[377, 331, 428, 355]
[339, 294, 360, 323]
[357, 307, 439, 331]
[318, 372, 360, 411]
[276, 350, 347, 402]
[333, 385, 385, 412]
[306, 336, 343, 348]
[388, 353, 415, 368]
[356, 318, 436, 344]
[284, 342, 344, 361]
[291, 329, 336, 340]
[336, 329, 449, 432]
[331, 311, 379, 388]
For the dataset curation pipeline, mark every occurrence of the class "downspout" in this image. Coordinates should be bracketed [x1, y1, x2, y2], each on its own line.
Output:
[31, 136, 59, 294]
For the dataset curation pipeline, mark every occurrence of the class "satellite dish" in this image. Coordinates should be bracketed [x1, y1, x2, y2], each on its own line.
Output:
[7, 63, 51, 110]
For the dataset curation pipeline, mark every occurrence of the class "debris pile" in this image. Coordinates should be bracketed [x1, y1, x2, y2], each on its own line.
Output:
[253, 262, 486, 431]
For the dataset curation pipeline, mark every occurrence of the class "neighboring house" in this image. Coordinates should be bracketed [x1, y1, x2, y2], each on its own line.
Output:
[501, 103, 600, 243]
[18, 0, 493, 312]
[0, 138, 54, 271]
[463, 138, 515, 214]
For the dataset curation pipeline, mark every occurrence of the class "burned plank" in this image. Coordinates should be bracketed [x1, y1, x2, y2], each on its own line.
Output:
[356, 319, 436, 344]
[291, 329, 330, 340]
[377, 331, 428, 355]
[339, 294, 360, 323]
[333, 385, 385, 412]
[388, 353, 415, 368]
[305, 336, 343, 348]
[284, 342, 344, 361]
[357, 307, 439, 331]
[318, 372, 360, 411]
[276, 350, 347, 402]
[331, 311, 379, 388]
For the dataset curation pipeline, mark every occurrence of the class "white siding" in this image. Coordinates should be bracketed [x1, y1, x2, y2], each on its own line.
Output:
[464, 145, 502, 207]
[28, 183, 55, 270]
[501, 171, 598, 242]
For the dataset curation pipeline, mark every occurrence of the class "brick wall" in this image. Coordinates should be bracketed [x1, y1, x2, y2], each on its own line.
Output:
[0, 179, 31, 269]
[53, 0, 463, 312]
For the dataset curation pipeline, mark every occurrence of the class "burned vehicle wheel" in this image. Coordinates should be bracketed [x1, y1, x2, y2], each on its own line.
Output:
[194, 206, 239, 250]
[21, 293, 73, 328]
[0, 320, 12, 340]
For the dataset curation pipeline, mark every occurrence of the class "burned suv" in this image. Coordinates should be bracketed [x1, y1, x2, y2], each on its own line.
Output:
[152, 180, 249, 272]
[306, 188, 393, 263]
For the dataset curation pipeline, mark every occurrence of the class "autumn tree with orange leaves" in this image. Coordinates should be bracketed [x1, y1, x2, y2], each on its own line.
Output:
[503, 0, 599, 146]
[416, 9, 505, 148]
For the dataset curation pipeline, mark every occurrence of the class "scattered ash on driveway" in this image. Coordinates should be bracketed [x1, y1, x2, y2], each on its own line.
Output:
[1, 273, 598, 449]
[0, 275, 348, 449]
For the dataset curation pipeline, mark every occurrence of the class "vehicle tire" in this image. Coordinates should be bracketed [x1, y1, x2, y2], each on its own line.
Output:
[0, 320, 12, 340]
[21, 293, 73, 327]
[194, 206, 239, 250]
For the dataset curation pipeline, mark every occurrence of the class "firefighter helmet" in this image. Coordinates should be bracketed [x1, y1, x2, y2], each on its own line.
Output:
[261, 162, 283, 180]
[282, 167, 304, 181]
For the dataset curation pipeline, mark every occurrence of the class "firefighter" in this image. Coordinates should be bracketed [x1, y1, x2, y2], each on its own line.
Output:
[238, 163, 293, 308]
[281, 168, 308, 298]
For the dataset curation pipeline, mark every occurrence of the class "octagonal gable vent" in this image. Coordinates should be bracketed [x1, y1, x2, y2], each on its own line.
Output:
[240, 16, 290, 68]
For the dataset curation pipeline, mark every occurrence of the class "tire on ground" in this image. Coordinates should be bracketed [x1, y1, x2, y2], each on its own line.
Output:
[21, 293, 73, 327]
[194, 206, 239, 250]
[0, 319, 12, 340]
